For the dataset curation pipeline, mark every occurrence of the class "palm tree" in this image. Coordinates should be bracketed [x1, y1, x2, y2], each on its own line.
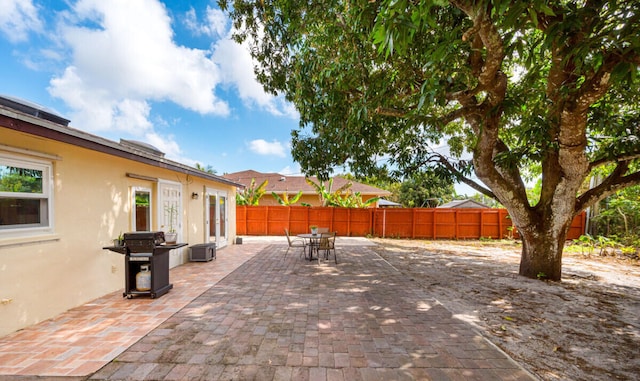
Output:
[195, 163, 216, 174]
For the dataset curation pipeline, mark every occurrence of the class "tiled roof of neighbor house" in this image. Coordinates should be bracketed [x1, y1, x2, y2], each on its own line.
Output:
[438, 199, 490, 208]
[223, 170, 391, 196]
[0, 100, 243, 188]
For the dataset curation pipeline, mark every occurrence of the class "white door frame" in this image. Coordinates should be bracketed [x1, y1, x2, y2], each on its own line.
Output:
[158, 180, 182, 241]
[205, 188, 228, 248]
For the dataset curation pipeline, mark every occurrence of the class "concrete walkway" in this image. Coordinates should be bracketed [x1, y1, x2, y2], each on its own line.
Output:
[1, 237, 537, 380]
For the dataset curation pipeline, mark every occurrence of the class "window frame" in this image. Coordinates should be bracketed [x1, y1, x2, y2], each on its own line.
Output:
[131, 186, 153, 232]
[0, 153, 54, 237]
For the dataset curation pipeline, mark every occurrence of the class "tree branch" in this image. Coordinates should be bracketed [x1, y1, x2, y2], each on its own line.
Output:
[447, 2, 504, 104]
[432, 153, 496, 200]
[575, 56, 616, 111]
[589, 152, 640, 171]
[577, 165, 640, 212]
[374, 106, 406, 118]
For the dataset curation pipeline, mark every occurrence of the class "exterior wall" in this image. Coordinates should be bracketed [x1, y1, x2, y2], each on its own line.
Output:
[0, 126, 236, 337]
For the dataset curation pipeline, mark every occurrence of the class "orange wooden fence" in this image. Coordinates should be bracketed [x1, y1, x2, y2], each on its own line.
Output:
[236, 206, 586, 240]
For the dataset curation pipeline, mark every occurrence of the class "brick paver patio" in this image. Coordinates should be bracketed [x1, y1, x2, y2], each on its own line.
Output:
[0, 238, 537, 380]
[90, 241, 536, 381]
[0, 242, 259, 379]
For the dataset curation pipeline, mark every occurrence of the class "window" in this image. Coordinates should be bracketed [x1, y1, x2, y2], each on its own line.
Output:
[0, 154, 53, 234]
[133, 188, 151, 231]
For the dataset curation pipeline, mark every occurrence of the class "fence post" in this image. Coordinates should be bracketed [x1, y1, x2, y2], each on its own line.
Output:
[382, 208, 386, 238]
[371, 208, 375, 237]
[346, 207, 350, 236]
[370, 208, 374, 237]
[411, 209, 416, 239]
[455, 209, 459, 239]
[432, 209, 437, 239]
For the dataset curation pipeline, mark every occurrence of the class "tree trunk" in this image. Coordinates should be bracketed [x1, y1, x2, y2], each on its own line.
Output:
[517, 216, 573, 281]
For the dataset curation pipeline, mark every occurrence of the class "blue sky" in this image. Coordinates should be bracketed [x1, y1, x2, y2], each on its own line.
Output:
[0, 0, 303, 175]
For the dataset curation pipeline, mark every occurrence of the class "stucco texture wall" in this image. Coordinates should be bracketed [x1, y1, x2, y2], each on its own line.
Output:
[0, 126, 236, 337]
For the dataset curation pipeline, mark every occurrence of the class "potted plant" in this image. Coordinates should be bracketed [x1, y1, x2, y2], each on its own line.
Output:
[164, 205, 178, 244]
[309, 225, 318, 235]
[113, 232, 124, 247]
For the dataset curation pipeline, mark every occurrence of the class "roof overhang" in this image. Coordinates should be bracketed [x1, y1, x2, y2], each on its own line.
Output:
[0, 105, 244, 189]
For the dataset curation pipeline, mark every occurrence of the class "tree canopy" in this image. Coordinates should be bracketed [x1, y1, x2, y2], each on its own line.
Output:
[398, 170, 455, 207]
[221, 0, 640, 280]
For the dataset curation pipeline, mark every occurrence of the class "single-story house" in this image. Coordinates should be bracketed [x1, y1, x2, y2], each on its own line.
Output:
[438, 199, 490, 208]
[0, 95, 242, 337]
[223, 170, 391, 206]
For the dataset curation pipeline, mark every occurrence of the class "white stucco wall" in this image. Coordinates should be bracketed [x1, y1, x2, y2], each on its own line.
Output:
[0, 125, 237, 337]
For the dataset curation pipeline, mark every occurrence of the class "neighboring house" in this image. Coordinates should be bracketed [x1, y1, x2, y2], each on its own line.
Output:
[378, 199, 403, 208]
[0, 95, 242, 337]
[223, 170, 391, 206]
[438, 199, 491, 208]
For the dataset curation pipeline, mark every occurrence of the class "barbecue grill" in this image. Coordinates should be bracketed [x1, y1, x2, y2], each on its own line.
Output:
[103, 231, 187, 299]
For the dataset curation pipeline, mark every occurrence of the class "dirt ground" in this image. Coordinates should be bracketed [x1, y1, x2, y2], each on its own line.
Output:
[370, 238, 640, 381]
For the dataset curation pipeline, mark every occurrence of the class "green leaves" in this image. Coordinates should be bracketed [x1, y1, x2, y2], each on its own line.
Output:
[236, 178, 268, 206]
[272, 190, 303, 206]
[223, 0, 640, 209]
[398, 169, 455, 208]
[305, 177, 353, 206]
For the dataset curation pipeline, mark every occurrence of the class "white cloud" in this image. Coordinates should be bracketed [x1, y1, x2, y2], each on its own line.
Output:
[113, 99, 154, 132]
[48, 0, 229, 134]
[248, 139, 286, 157]
[212, 34, 298, 119]
[279, 165, 301, 175]
[35, 1, 297, 164]
[182, 6, 288, 115]
[145, 131, 182, 160]
[189, 10, 298, 120]
[0, 0, 43, 43]
[184, 8, 200, 34]
[185, 6, 227, 38]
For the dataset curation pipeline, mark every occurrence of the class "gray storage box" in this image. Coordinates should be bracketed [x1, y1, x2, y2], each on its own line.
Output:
[189, 243, 216, 262]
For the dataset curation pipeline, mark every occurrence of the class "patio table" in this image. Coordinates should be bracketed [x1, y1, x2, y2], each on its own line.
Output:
[297, 233, 322, 260]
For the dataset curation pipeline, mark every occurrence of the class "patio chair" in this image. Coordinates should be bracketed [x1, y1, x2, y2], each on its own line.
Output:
[318, 232, 337, 264]
[284, 228, 306, 260]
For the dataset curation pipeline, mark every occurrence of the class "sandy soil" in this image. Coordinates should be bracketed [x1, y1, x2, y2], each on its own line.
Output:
[370, 238, 640, 381]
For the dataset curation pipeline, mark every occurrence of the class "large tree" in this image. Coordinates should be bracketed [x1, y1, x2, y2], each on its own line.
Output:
[398, 170, 455, 207]
[221, 0, 640, 280]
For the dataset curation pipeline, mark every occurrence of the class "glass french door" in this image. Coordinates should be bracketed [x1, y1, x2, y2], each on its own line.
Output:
[158, 181, 182, 240]
[206, 188, 228, 248]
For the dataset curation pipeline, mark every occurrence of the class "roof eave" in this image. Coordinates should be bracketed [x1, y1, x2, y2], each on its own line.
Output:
[0, 106, 243, 188]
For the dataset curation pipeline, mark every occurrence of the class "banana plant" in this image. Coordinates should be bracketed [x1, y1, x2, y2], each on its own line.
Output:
[272, 190, 303, 205]
[350, 193, 381, 208]
[305, 177, 352, 207]
[236, 178, 268, 205]
[330, 189, 381, 208]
